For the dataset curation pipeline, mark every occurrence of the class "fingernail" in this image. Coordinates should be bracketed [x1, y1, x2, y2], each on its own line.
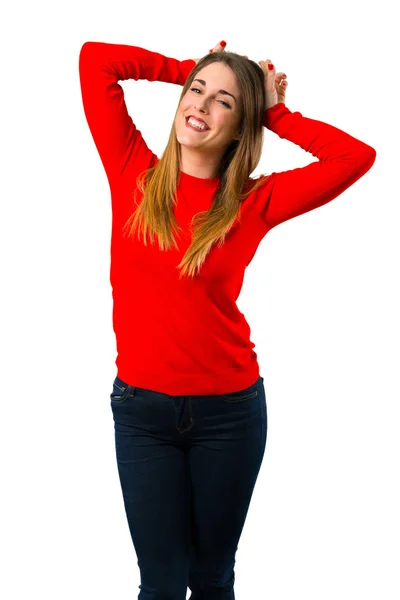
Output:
[268, 64, 274, 71]
[220, 40, 227, 47]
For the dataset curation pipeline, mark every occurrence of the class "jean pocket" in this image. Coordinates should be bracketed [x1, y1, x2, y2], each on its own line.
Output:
[110, 377, 130, 403]
[221, 380, 259, 403]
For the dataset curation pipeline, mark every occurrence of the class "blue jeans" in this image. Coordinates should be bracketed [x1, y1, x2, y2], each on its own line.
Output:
[110, 374, 268, 600]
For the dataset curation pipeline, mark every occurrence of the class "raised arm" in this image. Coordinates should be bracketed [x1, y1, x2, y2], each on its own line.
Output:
[260, 102, 377, 230]
[78, 42, 196, 185]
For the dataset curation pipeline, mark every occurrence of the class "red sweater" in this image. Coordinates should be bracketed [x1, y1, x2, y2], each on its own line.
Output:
[79, 41, 376, 396]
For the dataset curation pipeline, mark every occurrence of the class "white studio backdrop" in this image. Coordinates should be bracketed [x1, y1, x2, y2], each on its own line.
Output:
[1, 1, 399, 599]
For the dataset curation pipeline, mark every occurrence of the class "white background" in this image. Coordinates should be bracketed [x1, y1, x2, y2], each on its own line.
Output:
[1, 0, 399, 598]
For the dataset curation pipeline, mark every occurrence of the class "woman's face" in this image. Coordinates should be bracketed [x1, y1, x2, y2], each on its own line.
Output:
[175, 62, 242, 153]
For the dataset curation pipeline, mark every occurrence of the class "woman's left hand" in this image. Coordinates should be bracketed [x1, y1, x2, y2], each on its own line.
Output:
[258, 59, 288, 110]
[193, 41, 227, 65]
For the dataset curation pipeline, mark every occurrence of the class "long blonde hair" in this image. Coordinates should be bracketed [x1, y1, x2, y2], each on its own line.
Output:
[122, 50, 269, 279]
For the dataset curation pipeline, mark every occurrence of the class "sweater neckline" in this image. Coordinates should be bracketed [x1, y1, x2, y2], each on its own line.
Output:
[179, 170, 220, 186]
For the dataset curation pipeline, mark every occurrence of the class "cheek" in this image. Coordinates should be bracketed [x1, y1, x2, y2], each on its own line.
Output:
[180, 97, 190, 109]
[179, 103, 190, 119]
[216, 116, 235, 131]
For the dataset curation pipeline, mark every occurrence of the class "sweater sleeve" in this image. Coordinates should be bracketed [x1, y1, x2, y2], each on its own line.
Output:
[259, 102, 377, 230]
[78, 42, 196, 184]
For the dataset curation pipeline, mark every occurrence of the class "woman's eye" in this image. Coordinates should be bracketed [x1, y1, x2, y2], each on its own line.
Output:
[189, 88, 231, 108]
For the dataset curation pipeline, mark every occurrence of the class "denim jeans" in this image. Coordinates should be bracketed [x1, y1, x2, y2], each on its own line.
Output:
[110, 374, 268, 600]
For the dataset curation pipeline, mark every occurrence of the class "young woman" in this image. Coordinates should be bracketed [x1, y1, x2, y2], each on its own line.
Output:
[79, 40, 376, 600]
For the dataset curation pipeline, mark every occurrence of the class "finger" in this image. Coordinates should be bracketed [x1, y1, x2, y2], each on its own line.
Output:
[258, 59, 275, 75]
[259, 60, 286, 76]
[210, 40, 226, 53]
[276, 74, 288, 86]
[272, 71, 288, 91]
[259, 62, 288, 86]
[260, 60, 276, 89]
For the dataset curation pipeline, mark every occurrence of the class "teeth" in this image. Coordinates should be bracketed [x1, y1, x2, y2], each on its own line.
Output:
[188, 117, 208, 130]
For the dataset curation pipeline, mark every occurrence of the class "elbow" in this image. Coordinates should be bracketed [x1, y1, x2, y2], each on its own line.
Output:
[356, 145, 377, 176]
[79, 41, 97, 62]
[79, 42, 91, 66]
[343, 144, 376, 180]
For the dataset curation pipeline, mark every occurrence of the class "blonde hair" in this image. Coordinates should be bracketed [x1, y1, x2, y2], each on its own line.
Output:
[122, 50, 269, 279]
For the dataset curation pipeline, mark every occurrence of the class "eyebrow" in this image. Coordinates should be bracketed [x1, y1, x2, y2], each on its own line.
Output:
[192, 79, 237, 103]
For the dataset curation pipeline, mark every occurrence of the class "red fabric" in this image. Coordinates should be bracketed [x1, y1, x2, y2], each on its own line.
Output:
[79, 42, 376, 395]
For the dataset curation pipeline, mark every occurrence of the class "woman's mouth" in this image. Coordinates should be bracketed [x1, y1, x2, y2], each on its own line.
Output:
[185, 116, 210, 133]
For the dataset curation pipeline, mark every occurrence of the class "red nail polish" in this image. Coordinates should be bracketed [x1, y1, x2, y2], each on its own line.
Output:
[220, 40, 227, 47]
[268, 64, 274, 71]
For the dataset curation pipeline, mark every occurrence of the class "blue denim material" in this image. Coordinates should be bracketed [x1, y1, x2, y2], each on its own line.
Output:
[110, 374, 268, 600]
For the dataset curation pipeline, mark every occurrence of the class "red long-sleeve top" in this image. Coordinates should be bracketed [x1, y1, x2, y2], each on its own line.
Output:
[78, 41, 376, 396]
